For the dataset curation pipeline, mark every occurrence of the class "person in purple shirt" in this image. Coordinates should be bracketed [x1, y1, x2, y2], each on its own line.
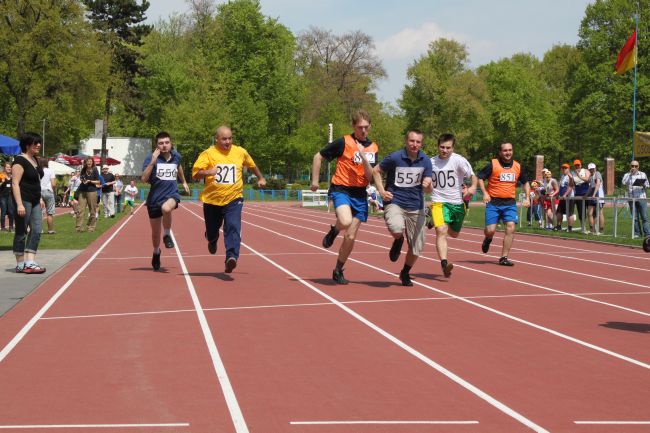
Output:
[372, 130, 433, 286]
[141, 131, 189, 270]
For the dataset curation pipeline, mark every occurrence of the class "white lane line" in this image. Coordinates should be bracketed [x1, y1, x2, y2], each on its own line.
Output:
[170, 231, 249, 433]
[181, 205, 549, 433]
[575, 421, 650, 425]
[262, 203, 650, 261]
[38, 289, 650, 321]
[290, 420, 479, 425]
[248, 208, 650, 317]
[253, 205, 650, 288]
[240, 214, 650, 370]
[0, 423, 189, 429]
[0, 206, 142, 363]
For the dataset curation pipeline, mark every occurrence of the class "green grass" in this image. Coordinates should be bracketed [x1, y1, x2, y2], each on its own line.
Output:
[0, 205, 135, 251]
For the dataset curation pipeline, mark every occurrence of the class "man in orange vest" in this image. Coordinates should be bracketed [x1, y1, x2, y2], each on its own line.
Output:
[477, 142, 530, 266]
[310, 110, 378, 284]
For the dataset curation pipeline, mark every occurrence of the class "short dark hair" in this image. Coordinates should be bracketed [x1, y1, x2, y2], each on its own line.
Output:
[351, 109, 371, 125]
[405, 129, 424, 141]
[437, 133, 455, 145]
[155, 131, 171, 143]
[19, 132, 42, 153]
[499, 142, 513, 151]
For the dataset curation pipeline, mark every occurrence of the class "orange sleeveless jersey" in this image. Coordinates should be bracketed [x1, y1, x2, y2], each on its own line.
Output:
[330, 135, 378, 187]
[487, 158, 521, 199]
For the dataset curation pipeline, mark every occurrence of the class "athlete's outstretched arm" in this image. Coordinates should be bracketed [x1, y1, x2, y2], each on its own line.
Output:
[310, 152, 324, 192]
[251, 165, 266, 188]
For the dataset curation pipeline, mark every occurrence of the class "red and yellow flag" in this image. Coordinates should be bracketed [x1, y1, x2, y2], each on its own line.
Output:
[615, 30, 637, 75]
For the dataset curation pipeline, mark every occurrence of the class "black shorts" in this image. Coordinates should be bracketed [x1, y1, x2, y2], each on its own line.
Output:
[147, 198, 179, 219]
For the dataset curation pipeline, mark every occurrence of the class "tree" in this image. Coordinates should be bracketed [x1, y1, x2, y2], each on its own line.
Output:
[0, 0, 107, 149]
[82, 0, 152, 164]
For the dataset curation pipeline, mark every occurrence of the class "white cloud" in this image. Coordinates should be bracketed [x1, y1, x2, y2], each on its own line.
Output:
[374, 22, 463, 61]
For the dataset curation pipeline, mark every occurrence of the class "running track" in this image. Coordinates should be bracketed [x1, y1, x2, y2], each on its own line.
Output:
[0, 201, 648, 432]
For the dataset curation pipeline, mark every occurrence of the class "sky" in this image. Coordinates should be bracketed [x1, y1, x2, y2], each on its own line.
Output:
[146, 0, 594, 105]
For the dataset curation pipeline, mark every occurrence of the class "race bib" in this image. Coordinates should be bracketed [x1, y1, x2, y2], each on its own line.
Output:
[352, 151, 376, 165]
[213, 164, 237, 185]
[156, 163, 178, 181]
[394, 167, 424, 188]
[500, 172, 516, 182]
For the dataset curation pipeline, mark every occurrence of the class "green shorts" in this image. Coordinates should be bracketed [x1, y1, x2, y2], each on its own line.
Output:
[431, 202, 466, 233]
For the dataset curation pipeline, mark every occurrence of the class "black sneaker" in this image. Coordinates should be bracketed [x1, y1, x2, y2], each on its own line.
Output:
[322, 225, 339, 248]
[389, 237, 404, 262]
[225, 257, 237, 273]
[481, 237, 492, 253]
[152, 251, 161, 271]
[332, 268, 349, 285]
[163, 234, 174, 249]
[399, 270, 413, 286]
[442, 261, 454, 278]
[643, 236, 650, 253]
[205, 232, 217, 254]
[499, 256, 514, 266]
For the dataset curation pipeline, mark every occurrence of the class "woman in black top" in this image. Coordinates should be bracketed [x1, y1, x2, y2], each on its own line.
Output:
[11, 132, 46, 274]
[0, 162, 14, 231]
[75, 156, 101, 232]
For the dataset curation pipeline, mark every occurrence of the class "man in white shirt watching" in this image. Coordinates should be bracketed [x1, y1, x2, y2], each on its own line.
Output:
[622, 160, 650, 238]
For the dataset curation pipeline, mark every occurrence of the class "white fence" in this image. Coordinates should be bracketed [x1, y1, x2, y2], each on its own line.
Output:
[301, 189, 329, 207]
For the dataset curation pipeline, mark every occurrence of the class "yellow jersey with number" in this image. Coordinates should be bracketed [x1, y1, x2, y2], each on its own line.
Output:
[192, 144, 257, 206]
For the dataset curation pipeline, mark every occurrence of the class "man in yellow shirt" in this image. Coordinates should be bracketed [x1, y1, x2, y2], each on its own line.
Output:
[192, 125, 266, 273]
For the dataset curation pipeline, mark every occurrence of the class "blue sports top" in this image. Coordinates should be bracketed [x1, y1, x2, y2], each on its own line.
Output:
[379, 149, 432, 211]
[143, 150, 182, 207]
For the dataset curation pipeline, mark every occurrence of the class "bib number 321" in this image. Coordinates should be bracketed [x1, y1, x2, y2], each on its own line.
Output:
[214, 164, 236, 185]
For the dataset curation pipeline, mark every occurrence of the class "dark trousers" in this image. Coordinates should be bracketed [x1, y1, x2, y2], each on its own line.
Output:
[0, 195, 14, 229]
[203, 198, 243, 260]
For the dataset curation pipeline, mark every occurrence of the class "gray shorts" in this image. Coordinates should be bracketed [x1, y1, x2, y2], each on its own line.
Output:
[41, 189, 56, 216]
[384, 204, 426, 256]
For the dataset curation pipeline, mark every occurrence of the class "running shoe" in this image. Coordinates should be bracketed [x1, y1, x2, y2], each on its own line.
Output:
[399, 269, 413, 286]
[23, 263, 46, 274]
[205, 232, 217, 254]
[332, 268, 349, 285]
[481, 237, 492, 253]
[442, 261, 454, 278]
[225, 257, 237, 273]
[152, 251, 161, 271]
[389, 237, 404, 262]
[15, 265, 24, 274]
[644, 236, 650, 253]
[163, 234, 174, 249]
[322, 225, 339, 248]
[498, 256, 514, 266]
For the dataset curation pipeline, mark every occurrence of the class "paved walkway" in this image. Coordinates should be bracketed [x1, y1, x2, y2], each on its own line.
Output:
[0, 249, 81, 316]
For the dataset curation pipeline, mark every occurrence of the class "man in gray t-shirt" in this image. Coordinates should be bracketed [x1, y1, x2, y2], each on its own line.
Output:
[587, 162, 604, 234]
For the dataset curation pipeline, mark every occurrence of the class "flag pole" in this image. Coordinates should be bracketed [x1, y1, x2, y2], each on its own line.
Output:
[632, 10, 639, 160]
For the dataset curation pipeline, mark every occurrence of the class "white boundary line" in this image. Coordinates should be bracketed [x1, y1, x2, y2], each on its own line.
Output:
[574, 421, 650, 425]
[0, 423, 189, 429]
[236, 213, 650, 370]
[170, 231, 249, 433]
[290, 420, 479, 425]
[247, 207, 650, 317]
[0, 207, 141, 363]
[180, 205, 550, 433]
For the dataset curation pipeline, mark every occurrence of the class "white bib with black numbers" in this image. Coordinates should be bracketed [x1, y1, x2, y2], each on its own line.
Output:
[393, 167, 424, 188]
[156, 163, 178, 181]
[213, 164, 237, 185]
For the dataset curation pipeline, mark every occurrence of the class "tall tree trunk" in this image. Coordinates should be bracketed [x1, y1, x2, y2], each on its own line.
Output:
[101, 86, 112, 166]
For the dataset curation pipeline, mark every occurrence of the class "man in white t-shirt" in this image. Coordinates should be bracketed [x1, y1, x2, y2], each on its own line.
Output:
[124, 180, 138, 215]
[429, 133, 477, 278]
[39, 158, 56, 234]
[622, 160, 650, 238]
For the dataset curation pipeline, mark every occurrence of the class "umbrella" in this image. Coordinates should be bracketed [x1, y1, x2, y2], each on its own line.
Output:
[0, 134, 20, 155]
[47, 160, 76, 176]
[50, 154, 84, 166]
[91, 155, 120, 166]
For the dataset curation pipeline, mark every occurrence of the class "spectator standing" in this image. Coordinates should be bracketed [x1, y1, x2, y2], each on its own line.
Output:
[66, 169, 81, 216]
[123, 180, 138, 215]
[11, 133, 46, 274]
[556, 163, 575, 231]
[0, 162, 14, 231]
[587, 162, 605, 234]
[372, 130, 432, 285]
[75, 156, 101, 232]
[541, 169, 559, 230]
[100, 166, 116, 218]
[622, 160, 650, 237]
[114, 174, 124, 213]
[477, 142, 530, 266]
[310, 110, 377, 285]
[192, 126, 265, 273]
[527, 180, 542, 227]
[39, 158, 56, 234]
[571, 160, 591, 231]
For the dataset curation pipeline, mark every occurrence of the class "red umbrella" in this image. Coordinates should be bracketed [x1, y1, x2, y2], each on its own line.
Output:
[90, 155, 120, 166]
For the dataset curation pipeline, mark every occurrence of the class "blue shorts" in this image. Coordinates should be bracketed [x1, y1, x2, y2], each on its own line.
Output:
[330, 191, 368, 222]
[485, 202, 518, 225]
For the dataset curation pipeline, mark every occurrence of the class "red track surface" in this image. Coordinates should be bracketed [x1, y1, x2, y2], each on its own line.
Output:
[1, 201, 649, 432]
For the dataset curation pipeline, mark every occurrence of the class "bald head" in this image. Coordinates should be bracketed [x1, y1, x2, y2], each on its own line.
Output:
[215, 126, 233, 150]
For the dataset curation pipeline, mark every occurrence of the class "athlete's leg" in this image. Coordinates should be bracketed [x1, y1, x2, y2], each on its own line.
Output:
[334, 204, 354, 230]
[501, 221, 516, 258]
[149, 217, 162, 250]
[337, 216, 362, 264]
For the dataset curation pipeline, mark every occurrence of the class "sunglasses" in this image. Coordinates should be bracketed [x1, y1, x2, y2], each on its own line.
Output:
[631, 165, 639, 168]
